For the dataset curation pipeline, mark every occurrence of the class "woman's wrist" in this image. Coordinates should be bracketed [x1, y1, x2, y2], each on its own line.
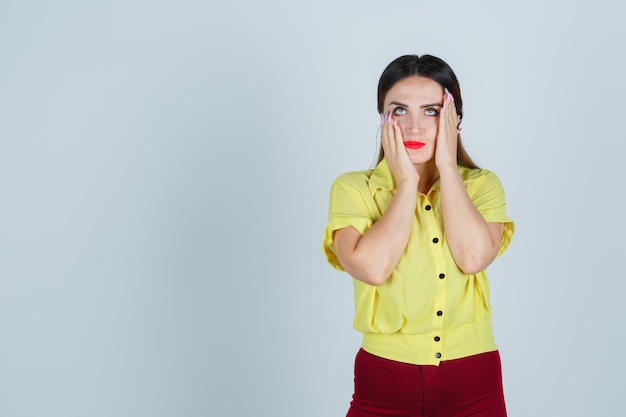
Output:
[395, 178, 419, 193]
[436, 161, 459, 179]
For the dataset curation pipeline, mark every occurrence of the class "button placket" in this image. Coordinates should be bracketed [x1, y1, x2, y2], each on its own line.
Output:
[433, 266, 445, 360]
[423, 194, 445, 364]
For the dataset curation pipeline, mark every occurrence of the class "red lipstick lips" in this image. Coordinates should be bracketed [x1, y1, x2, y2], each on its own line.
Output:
[404, 141, 426, 149]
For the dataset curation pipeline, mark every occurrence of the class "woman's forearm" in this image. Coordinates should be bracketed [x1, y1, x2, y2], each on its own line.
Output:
[439, 165, 502, 274]
[334, 182, 416, 285]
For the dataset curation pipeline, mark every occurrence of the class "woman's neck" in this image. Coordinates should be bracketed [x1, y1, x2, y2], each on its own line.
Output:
[415, 162, 439, 194]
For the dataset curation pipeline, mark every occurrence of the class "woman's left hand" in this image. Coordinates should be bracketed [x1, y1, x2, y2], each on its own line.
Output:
[435, 89, 460, 169]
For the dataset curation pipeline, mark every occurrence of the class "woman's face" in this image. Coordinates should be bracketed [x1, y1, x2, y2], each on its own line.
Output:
[383, 76, 445, 165]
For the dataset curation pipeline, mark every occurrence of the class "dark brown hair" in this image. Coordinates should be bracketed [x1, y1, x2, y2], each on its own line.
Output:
[376, 54, 478, 169]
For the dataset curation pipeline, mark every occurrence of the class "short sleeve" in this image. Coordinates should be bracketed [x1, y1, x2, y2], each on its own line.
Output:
[468, 170, 515, 257]
[322, 173, 375, 271]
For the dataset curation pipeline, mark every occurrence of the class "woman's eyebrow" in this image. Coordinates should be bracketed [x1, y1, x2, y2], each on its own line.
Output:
[388, 101, 443, 109]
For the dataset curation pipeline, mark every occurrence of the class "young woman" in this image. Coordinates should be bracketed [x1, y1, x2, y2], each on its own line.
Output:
[323, 54, 515, 417]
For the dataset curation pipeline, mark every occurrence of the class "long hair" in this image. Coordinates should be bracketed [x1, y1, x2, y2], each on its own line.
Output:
[376, 54, 479, 169]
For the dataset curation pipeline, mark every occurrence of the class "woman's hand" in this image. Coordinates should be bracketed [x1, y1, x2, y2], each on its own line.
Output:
[435, 89, 460, 170]
[381, 112, 419, 189]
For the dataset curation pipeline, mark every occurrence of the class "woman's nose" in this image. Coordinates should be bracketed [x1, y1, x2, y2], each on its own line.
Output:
[405, 117, 421, 134]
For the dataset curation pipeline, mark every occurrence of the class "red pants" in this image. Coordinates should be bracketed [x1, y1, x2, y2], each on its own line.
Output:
[347, 349, 507, 417]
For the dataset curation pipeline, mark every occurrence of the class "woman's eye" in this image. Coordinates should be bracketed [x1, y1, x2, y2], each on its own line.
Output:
[425, 108, 439, 116]
[393, 107, 407, 115]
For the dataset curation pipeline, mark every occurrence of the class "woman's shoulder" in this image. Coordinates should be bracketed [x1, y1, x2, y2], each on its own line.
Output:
[458, 166, 500, 182]
[332, 168, 376, 188]
[458, 166, 507, 195]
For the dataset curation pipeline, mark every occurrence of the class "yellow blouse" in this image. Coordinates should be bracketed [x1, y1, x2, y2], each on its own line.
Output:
[323, 160, 514, 365]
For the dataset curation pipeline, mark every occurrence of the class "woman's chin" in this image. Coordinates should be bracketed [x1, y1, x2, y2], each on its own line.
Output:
[407, 152, 434, 166]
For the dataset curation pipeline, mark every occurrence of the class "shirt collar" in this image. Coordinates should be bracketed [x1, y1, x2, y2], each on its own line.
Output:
[368, 160, 394, 194]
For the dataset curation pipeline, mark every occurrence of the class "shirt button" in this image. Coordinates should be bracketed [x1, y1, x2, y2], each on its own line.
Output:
[425, 205, 432, 211]
[434, 336, 441, 342]
[435, 352, 442, 359]
[436, 310, 443, 316]
[439, 273, 445, 279]
[432, 237, 439, 244]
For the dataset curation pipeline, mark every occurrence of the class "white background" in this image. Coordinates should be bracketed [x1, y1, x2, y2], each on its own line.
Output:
[1, 1, 625, 416]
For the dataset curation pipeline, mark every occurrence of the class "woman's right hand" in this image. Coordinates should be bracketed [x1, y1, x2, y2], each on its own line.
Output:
[381, 112, 419, 189]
